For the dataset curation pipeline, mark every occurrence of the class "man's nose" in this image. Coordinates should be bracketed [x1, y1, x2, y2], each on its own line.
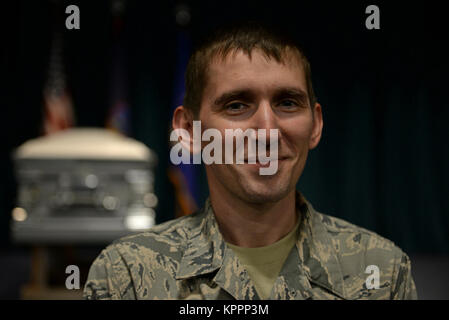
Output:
[252, 101, 279, 136]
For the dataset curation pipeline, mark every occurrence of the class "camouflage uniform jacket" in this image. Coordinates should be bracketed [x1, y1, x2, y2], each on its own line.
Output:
[84, 192, 417, 300]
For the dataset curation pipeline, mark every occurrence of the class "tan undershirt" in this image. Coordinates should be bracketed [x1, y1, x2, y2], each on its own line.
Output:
[226, 219, 300, 299]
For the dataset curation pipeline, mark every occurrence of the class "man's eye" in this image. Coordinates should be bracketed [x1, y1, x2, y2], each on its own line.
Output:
[278, 100, 299, 109]
[225, 103, 247, 113]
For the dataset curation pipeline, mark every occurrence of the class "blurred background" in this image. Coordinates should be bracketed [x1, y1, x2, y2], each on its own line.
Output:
[1, 0, 448, 299]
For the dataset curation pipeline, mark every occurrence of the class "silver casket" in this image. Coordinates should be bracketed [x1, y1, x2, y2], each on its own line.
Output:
[11, 128, 158, 244]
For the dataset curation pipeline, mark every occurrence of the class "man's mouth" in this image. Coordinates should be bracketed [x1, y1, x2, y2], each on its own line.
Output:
[243, 156, 289, 166]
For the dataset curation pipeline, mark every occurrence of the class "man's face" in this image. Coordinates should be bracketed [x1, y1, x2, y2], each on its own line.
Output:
[198, 49, 322, 204]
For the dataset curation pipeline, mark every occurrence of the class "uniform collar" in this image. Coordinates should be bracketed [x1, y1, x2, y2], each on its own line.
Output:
[175, 191, 346, 299]
[175, 199, 226, 279]
[294, 193, 346, 299]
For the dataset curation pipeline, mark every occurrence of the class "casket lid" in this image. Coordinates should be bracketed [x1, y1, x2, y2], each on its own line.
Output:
[14, 128, 156, 163]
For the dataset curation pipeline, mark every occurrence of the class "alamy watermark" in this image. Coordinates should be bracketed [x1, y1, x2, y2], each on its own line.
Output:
[365, 264, 380, 289]
[65, 264, 80, 290]
[65, 5, 80, 30]
[170, 121, 279, 175]
[365, 5, 380, 30]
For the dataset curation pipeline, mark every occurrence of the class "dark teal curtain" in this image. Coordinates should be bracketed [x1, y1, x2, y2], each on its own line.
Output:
[297, 3, 449, 254]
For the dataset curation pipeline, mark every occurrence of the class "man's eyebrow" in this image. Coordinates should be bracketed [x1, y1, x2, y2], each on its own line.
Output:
[213, 89, 255, 106]
[213, 87, 309, 106]
[273, 87, 309, 104]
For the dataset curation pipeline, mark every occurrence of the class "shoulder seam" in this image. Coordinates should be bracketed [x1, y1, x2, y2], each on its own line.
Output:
[316, 212, 398, 247]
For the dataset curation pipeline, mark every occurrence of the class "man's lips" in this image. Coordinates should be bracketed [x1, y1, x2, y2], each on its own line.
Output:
[243, 156, 290, 165]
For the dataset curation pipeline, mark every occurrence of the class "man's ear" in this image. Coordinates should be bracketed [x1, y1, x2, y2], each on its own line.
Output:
[172, 105, 193, 133]
[309, 102, 323, 150]
[172, 105, 196, 153]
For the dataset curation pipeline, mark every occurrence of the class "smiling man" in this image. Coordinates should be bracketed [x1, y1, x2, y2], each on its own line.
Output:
[84, 23, 417, 300]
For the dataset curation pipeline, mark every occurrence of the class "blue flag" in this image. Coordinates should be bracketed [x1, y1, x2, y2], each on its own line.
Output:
[168, 30, 199, 216]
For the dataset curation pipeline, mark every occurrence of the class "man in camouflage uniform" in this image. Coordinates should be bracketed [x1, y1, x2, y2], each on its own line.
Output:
[84, 23, 417, 300]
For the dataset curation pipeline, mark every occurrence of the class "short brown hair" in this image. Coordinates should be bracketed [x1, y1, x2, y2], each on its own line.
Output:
[183, 22, 317, 116]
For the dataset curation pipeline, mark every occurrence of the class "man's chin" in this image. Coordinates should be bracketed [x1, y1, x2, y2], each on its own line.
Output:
[236, 179, 292, 204]
[217, 161, 297, 203]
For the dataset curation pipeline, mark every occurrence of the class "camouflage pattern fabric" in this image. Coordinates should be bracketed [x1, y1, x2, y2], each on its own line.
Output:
[84, 191, 417, 300]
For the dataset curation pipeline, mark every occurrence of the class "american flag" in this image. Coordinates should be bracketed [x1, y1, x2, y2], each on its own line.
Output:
[42, 31, 75, 135]
[106, 0, 131, 136]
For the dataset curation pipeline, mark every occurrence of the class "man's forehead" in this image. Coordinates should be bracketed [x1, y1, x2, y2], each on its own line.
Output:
[204, 48, 307, 95]
[207, 47, 304, 71]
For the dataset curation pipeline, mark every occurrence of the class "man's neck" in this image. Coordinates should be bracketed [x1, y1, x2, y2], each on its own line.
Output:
[209, 187, 298, 248]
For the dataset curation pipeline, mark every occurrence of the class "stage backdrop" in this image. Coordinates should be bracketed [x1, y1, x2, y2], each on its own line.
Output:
[3, 1, 448, 254]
